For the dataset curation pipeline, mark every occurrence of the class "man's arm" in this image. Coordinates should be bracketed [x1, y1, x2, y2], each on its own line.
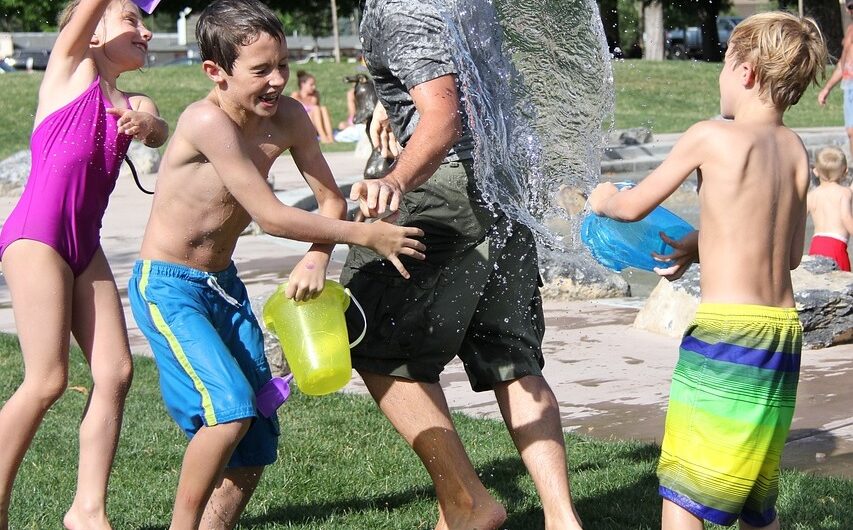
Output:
[350, 75, 462, 218]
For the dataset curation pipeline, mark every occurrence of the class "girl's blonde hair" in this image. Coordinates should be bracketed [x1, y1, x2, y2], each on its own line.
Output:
[814, 146, 848, 182]
[727, 11, 827, 110]
[58, 0, 82, 30]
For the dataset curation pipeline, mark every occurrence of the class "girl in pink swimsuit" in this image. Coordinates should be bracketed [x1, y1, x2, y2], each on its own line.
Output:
[0, 1, 166, 528]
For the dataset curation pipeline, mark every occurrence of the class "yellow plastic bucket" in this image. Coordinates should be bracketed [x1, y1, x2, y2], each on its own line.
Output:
[262, 280, 366, 396]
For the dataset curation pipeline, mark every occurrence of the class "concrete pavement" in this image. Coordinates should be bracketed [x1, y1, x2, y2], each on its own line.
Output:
[0, 144, 851, 478]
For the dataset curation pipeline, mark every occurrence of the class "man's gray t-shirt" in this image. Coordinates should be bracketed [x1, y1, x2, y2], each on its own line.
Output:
[360, 0, 475, 162]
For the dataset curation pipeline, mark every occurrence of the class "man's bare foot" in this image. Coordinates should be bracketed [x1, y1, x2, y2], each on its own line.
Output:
[435, 499, 506, 530]
[63, 505, 112, 530]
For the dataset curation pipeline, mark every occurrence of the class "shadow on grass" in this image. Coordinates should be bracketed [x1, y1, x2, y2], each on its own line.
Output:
[237, 485, 435, 527]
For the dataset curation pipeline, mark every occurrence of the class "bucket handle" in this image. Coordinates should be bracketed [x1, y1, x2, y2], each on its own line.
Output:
[345, 288, 367, 348]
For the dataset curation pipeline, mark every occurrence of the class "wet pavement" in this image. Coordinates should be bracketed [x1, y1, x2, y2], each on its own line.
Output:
[0, 144, 851, 479]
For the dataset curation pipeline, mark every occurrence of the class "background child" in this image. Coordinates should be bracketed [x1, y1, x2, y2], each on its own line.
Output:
[127, 1, 424, 528]
[589, 11, 826, 530]
[0, 1, 166, 528]
[807, 146, 853, 271]
[291, 70, 335, 144]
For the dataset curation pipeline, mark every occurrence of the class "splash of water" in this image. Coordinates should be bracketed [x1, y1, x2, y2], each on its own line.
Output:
[433, 0, 613, 267]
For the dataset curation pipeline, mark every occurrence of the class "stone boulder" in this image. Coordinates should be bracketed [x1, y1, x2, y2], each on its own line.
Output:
[0, 150, 31, 195]
[633, 256, 853, 349]
[539, 250, 631, 300]
[119, 141, 162, 178]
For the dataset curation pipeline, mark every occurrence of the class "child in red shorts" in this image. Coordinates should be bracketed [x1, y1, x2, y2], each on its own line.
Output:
[807, 146, 853, 271]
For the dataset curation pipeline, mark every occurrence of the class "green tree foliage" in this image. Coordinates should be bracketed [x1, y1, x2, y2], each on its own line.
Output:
[0, 0, 63, 31]
[0, 0, 360, 35]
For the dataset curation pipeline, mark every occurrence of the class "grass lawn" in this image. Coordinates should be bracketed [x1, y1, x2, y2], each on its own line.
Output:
[1, 334, 851, 529]
[0, 60, 844, 160]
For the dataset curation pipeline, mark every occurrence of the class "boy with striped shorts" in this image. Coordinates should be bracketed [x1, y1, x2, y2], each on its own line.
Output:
[589, 12, 827, 529]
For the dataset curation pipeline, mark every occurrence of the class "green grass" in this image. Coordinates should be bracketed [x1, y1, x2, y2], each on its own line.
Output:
[612, 60, 843, 133]
[0, 60, 845, 160]
[1, 333, 851, 529]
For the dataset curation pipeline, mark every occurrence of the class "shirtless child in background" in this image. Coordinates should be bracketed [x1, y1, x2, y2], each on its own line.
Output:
[807, 146, 853, 271]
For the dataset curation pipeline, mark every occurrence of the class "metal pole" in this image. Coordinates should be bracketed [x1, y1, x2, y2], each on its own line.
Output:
[798, 0, 803, 18]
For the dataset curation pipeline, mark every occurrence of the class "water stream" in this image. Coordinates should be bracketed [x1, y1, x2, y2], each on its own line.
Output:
[433, 0, 613, 280]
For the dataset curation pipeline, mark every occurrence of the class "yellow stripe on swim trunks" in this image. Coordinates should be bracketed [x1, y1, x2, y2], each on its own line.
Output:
[140, 260, 218, 426]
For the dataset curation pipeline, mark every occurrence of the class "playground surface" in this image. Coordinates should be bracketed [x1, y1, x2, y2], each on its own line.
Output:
[0, 144, 850, 478]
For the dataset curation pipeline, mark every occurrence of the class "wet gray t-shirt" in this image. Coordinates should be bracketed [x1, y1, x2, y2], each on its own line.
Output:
[360, 0, 474, 162]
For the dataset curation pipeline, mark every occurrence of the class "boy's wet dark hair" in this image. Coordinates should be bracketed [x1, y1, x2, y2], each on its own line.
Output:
[196, 0, 285, 75]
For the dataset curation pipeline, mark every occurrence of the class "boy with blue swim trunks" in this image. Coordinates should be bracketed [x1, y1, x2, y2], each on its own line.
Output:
[127, 1, 425, 527]
[590, 12, 825, 530]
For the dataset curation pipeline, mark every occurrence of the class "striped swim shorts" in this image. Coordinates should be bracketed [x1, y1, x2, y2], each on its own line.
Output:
[657, 303, 802, 526]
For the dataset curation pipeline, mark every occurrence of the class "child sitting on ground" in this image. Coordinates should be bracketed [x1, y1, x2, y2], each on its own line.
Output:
[127, 1, 424, 528]
[589, 11, 826, 530]
[807, 146, 853, 270]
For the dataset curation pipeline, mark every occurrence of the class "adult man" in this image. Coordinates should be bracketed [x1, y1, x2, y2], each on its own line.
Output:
[817, 0, 853, 156]
[342, 1, 584, 528]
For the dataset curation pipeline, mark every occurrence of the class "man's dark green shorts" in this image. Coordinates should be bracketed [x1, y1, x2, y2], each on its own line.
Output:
[341, 160, 545, 392]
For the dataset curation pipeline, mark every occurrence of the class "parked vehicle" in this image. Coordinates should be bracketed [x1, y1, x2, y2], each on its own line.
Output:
[6, 49, 50, 70]
[665, 16, 743, 60]
[296, 51, 335, 64]
[153, 56, 202, 67]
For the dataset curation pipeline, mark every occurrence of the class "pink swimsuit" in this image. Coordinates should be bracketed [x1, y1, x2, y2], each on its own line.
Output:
[0, 77, 131, 276]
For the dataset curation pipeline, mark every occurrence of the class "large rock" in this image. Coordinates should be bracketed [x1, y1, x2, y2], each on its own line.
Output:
[0, 150, 31, 195]
[119, 141, 162, 178]
[634, 256, 853, 349]
[539, 250, 631, 300]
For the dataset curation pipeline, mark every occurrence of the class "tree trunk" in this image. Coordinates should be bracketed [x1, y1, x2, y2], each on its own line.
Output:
[804, 0, 844, 60]
[700, 0, 721, 62]
[643, 1, 664, 61]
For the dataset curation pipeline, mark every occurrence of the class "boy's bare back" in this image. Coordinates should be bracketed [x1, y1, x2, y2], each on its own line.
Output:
[687, 119, 809, 307]
[140, 92, 330, 272]
[807, 182, 853, 238]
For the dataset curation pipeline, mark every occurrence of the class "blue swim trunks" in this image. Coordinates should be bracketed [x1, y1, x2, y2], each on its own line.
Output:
[128, 260, 279, 468]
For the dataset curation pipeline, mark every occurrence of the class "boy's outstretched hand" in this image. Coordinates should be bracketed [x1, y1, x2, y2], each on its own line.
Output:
[653, 230, 699, 280]
[587, 182, 620, 215]
[363, 213, 426, 279]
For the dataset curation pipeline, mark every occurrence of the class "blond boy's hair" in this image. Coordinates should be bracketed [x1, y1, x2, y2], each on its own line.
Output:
[727, 11, 827, 110]
[814, 146, 848, 182]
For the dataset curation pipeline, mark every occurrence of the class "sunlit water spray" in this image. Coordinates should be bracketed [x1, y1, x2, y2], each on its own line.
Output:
[431, 0, 613, 277]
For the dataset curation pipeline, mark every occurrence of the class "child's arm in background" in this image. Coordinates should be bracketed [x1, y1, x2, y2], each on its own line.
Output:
[840, 188, 853, 240]
[588, 122, 709, 220]
[183, 104, 426, 278]
[286, 108, 349, 301]
[108, 94, 168, 148]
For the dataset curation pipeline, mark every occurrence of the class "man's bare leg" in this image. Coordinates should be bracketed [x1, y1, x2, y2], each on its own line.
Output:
[200, 466, 264, 530]
[359, 371, 506, 530]
[494, 375, 583, 530]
